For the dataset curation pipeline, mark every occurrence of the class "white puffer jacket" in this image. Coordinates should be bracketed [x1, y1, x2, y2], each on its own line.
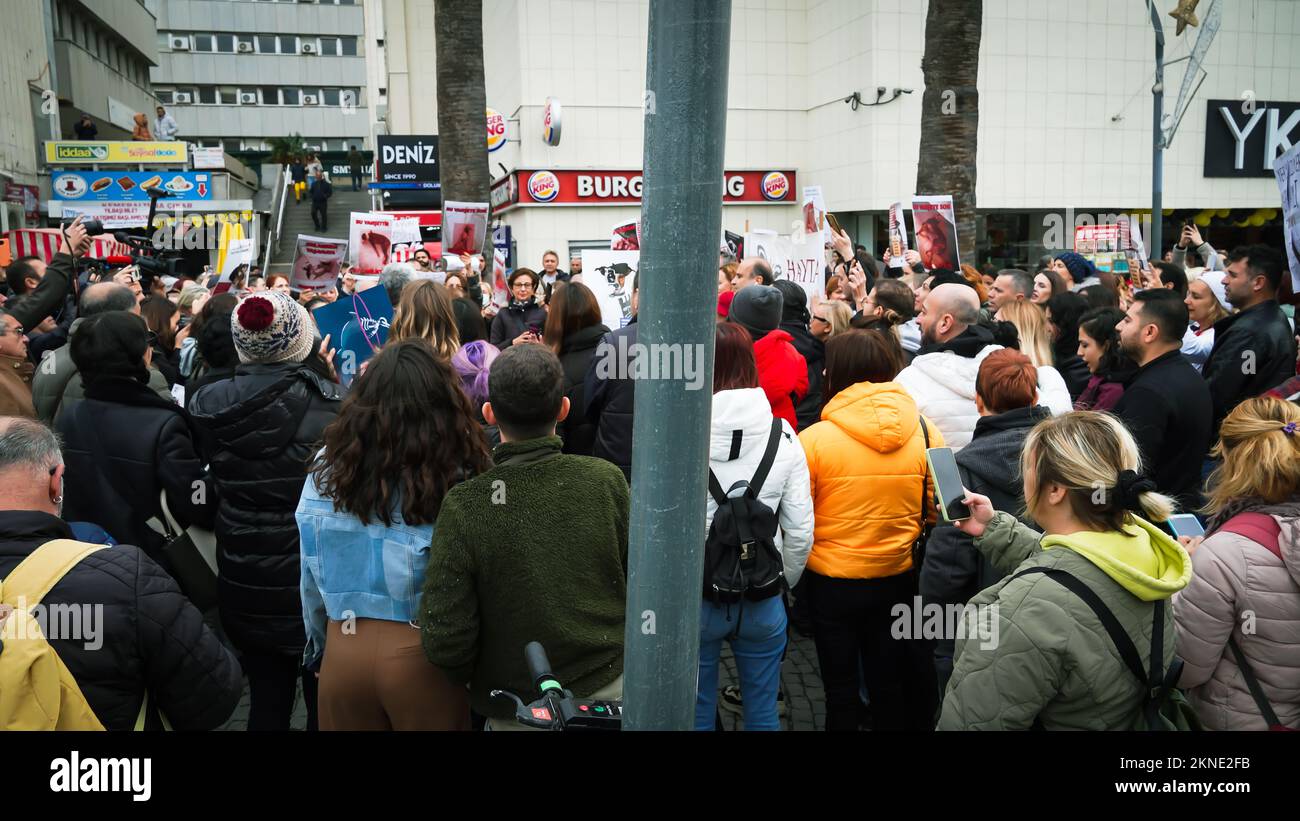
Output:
[707, 388, 815, 587]
[894, 344, 1071, 450]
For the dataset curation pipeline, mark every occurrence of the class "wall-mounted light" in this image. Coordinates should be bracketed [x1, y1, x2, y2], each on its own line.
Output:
[844, 87, 913, 110]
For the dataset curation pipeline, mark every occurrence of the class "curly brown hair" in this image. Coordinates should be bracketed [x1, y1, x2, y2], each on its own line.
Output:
[310, 339, 492, 526]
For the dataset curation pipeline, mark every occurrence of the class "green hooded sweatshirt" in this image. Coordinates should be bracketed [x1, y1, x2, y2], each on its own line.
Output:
[938, 512, 1191, 730]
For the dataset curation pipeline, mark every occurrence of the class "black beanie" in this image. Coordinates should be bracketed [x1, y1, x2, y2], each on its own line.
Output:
[728, 284, 783, 337]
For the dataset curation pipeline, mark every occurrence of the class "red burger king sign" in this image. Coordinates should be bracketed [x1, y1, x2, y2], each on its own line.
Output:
[527, 170, 560, 202]
[486, 108, 506, 153]
[761, 171, 790, 201]
[494, 169, 796, 211]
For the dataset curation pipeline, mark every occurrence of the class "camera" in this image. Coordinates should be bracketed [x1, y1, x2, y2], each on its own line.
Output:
[65, 218, 106, 236]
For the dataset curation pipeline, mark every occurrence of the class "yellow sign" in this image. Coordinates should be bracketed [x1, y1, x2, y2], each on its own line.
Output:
[45, 141, 188, 165]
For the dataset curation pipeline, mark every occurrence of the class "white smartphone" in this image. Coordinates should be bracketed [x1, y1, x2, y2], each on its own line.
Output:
[1167, 514, 1205, 539]
[925, 447, 971, 521]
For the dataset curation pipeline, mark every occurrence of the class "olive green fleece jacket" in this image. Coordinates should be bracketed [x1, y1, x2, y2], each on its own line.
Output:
[938, 511, 1191, 730]
[419, 436, 629, 719]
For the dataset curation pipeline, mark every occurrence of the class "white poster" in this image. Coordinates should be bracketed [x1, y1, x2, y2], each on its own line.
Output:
[1275, 141, 1300, 291]
[910, 195, 961, 270]
[442, 201, 489, 256]
[218, 238, 254, 283]
[743, 230, 824, 308]
[492, 247, 509, 306]
[350, 211, 393, 273]
[291, 234, 349, 290]
[801, 185, 830, 247]
[611, 218, 641, 251]
[581, 250, 639, 329]
[887, 201, 910, 268]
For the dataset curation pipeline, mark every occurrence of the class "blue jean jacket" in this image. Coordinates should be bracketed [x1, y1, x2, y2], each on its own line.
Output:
[296, 475, 435, 669]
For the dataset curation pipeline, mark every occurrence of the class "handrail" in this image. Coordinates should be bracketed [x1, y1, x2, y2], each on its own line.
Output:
[263, 164, 290, 269]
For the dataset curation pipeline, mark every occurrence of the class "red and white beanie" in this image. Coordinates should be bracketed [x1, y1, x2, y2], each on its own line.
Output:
[232, 290, 315, 365]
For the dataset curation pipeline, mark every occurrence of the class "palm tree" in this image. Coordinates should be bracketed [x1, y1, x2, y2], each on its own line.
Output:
[915, 0, 982, 265]
[267, 133, 306, 165]
[435, 0, 491, 257]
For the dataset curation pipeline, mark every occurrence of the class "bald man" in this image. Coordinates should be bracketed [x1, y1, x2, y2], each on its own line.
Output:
[732, 257, 773, 289]
[896, 283, 1070, 449]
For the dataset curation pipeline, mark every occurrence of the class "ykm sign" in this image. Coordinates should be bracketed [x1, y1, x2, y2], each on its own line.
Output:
[1205, 99, 1300, 177]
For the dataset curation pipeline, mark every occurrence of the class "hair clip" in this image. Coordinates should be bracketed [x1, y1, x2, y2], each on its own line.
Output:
[1283, 422, 1298, 437]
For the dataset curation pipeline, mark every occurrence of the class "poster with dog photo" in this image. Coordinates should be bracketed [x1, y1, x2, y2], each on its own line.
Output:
[910, 195, 960, 270]
[581, 250, 638, 329]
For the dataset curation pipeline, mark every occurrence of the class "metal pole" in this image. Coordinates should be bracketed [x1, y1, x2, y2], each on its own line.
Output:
[1149, 0, 1165, 255]
[623, 0, 732, 731]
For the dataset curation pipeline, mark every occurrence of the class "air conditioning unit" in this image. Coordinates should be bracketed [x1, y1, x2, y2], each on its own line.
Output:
[301, 43, 316, 54]
[239, 92, 257, 104]
[173, 92, 193, 104]
[237, 42, 253, 53]
[302, 94, 319, 105]
[170, 36, 190, 51]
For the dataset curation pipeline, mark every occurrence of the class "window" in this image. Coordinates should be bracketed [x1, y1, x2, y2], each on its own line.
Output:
[156, 89, 174, 104]
[340, 36, 357, 56]
[198, 87, 218, 105]
[257, 35, 276, 54]
[216, 34, 235, 53]
[322, 88, 340, 106]
[278, 35, 296, 54]
[219, 87, 238, 105]
[259, 87, 279, 105]
[281, 87, 301, 106]
[194, 34, 214, 52]
[320, 37, 339, 56]
[222, 139, 241, 153]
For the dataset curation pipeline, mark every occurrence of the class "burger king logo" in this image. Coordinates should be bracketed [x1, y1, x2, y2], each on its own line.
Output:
[760, 172, 790, 201]
[486, 108, 506, 153]
[527, 171, 560, 203]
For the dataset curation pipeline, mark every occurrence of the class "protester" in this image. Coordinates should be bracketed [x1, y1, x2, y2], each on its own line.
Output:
[310, 170, 333, 232]
[419, 344, 629, 730]
[995, 299, 1053, 368]
[798, 328, 941, 731]
[490, 268, 548, 350]
[1078, 283, 1120, 309]
[732, 257, 774, 289]
[1044, 291, 1092, 399]
[57, 312, 214, 555]
[189, 291, 345, 731]
[920, 350, 1051, 692]
[958, 264, 989, 305]
[1073, 306, 1135, 412]
[1030, 269, 1065, 305]
[772, 280, 824, 432]
[263, 273, 290, 294]
[1202, 245, 1298, 431]
[0, 311, 34, 417]
[1180, 270, 1231, 372]
[379, 261, 414, 307]
[390, 279, 460, 361]
[940, 412, 1189, 729]
[411, 248, 435, 273]
[896, 284, 1068, 450]
[141, 294, 183, 387]
[586, 274, 641, 481]
[1172, 223, 1224, 272]
[544, 282, 609, 456]
[719, 262, 738, 294]
[452, 296, 488, 344]
[1114, 289, 1213, 511]
[450, 340, 502, 449]
[1172, 397, 1300, 730]
[0, 417, 243, 730]
[184, 293, 240, 405]
[177, 283, 210, 329]
[696, 323, 814, 731]
[1152, 261, 1189, 297]
[988, 269, 1033, 313]
[822, 300, 853, 339]
[727, 285, 808, 431]
[539, 249, 570, 291]
[1052, 251, 1100, 291]
[299, 340, 490, 730]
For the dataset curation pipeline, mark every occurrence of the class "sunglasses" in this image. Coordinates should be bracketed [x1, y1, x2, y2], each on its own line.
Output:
[812, 314, 830, 323]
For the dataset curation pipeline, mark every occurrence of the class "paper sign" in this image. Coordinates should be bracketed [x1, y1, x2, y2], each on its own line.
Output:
[492, 247, 509, 306]
[442, 201, 489, 256]
[218, 238, 254, 283]
[887, 202, 910, 268]
[349, 212, 394, 273]
[801, 186, 830, 247]
[1275, 141, 1300, 291]
[743, 230, 825, 308]
[291, 235, 348, 290]
[581, 250, 639, 329]
[611, 218, 641, 251]
[910, 195, 960, 270]
[310, 286, 394, 387]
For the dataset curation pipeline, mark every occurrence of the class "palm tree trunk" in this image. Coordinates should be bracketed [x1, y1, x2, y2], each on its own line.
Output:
[434, 0, 490, 256]
[915, 0, 982, 266]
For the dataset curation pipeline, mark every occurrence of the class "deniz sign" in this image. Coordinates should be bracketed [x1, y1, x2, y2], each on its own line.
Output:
[1204, 99, 1300, 177]
[374, 135, 440, 187]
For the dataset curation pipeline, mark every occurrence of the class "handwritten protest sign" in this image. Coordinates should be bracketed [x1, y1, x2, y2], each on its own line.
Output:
[743, 230, 824, 308]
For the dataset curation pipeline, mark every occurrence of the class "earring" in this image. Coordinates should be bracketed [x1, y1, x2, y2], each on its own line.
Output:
[52, 496, 63, 505]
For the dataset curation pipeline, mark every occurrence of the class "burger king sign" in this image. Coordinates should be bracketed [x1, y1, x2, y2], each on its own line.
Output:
[527, 171, 560, 203]
[486, 108, 506, 153]
[760, 172, 790, 202]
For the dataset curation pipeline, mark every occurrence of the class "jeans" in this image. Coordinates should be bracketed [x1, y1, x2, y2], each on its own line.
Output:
[242, 651, 319, 731]
[695, 596, 787, 731]
[804, 570, 936, 731]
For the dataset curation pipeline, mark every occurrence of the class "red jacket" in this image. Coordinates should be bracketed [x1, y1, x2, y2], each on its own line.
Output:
[753, 329, 809, 431]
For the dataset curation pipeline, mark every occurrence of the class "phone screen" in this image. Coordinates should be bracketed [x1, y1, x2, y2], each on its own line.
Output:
[1167, 514, 1205, 539]
[926, 447, 972, 521]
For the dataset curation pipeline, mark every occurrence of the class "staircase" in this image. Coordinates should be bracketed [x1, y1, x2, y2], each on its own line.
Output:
[267, 183, 375, 273]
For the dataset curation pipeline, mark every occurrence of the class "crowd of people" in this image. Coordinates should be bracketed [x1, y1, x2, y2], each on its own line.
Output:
[0, 212, 1297, 732]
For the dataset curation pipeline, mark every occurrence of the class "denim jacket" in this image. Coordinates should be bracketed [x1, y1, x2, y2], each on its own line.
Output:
[296, 473, 436, 669]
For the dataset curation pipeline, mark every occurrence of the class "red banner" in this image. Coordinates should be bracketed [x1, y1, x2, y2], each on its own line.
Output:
[491, 169, 796, 211]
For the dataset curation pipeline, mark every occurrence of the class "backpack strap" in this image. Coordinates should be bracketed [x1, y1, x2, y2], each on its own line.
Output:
[1226, 635, 1285, 729]
[747, 418, 784, 498]
[0, 539, 106, 608]
[707, 470, 729, 508]
[1218, 512, 1283, 560]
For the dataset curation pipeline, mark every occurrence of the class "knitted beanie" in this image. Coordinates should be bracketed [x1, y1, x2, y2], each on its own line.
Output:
[1053, 251, 1095, 284]
[232, 290, 315, 365]
[728, 284, 783, 335]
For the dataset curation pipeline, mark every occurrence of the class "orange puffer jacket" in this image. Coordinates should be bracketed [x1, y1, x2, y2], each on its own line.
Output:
[798, 381, 942, 579]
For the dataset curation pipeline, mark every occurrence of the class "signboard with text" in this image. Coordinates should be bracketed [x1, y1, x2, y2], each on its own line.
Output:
[1204, 98, 1300, 177]
[44, 141, 188, 165]
[489, 169, 797, 212]
[51, 171, 213, 201]
[374, 135, 439, 188]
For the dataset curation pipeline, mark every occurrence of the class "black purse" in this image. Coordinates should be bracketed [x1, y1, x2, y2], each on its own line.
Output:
[156, 490, 219, 613]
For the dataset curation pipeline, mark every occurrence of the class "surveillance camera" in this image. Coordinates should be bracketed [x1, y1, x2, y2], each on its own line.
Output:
[876, 86, 887, 97]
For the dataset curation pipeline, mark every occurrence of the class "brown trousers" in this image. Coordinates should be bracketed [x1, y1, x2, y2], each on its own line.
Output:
[318, 618, 470, 731]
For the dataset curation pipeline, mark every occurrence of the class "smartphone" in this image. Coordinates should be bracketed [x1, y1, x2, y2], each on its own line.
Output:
[1167, 514, 1205, 539]
[926, 447, 972, 521]
[826, 212, 843, 236]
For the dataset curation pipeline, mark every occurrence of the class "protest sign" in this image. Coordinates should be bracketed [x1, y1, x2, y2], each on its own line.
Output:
[310, 284, 394, 387]
[743, 230, 824, 308]
[217, 238, 254, 283]
[611, 218, 641, 251]
[442, 201, 489, 256]
[291, 235, 348, 290]
[722, 230, 744, 260]
[350, 211, 394, 273]
[801, 186, 830, 247]
[492, 247, 509, 305]
[911, 196, 960, 270]
[887, 202, 910, 268]
[581, 250, 639, 329]
[1074, 223, 1129, 274]
[1275, 141, 1300, 290]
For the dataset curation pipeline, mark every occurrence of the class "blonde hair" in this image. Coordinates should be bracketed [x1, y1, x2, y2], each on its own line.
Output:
[997, 300, 1053, 369]
[390, 280, 460, 360]
[825, 300, 854, 338]
[1204, 397, 1300, 517]
[1022, 411, 1175, 531]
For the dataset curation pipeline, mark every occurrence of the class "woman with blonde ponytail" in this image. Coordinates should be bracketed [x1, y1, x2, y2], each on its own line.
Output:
[1173, 397, 1300, 730]
[938, 411, 1192, 730]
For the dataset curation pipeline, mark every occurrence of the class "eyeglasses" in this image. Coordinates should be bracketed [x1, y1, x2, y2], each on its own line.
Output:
[0, 326, 26, 338]
[812, 314, 830, 323]
[513, 281, 535, 290]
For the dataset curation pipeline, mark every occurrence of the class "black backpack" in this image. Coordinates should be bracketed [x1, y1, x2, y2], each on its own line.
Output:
[703, 418, 786, 604]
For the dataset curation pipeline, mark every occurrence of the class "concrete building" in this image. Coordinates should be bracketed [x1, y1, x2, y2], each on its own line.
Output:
[145, 0, 370, 154]
[371, 0, 1300, 270]
[0, 2, 51, 230]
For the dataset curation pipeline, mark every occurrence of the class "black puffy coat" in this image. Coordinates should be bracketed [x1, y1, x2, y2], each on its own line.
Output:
[0, 511, 243, 730]
[558, 323, 609, 456]
[780, 319, 825, 431]
[1203, 299, 1298, 431]
[489, 298, 548, 349]
[188, 362, 344, 657]
[57, 376, 215, 558]
[584, 319, 636, 482]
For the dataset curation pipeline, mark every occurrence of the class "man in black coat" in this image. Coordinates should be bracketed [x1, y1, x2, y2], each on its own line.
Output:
[774, 280, 825, 431]
[0, 418, 242, 730]
[1202, 245, 1298, 431]
[585, 275, 641, 482]
[1114, 289, 1213, 511]
[189, 290, 343, 731]
[309, 170, 333, 232]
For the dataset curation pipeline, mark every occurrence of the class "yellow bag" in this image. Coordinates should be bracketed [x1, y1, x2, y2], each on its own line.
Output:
[0, 540, 107, 730]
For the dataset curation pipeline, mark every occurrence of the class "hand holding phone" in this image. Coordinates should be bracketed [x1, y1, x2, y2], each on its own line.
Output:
[926, 447, 973, 522]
